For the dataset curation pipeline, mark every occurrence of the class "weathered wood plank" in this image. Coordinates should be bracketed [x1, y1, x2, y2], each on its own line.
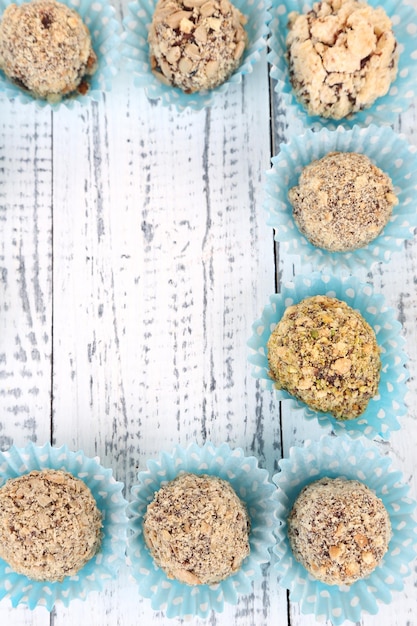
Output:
[0, 99, 53, 623]
[49, 58, 288, 624]
[0, 101, 53, 448]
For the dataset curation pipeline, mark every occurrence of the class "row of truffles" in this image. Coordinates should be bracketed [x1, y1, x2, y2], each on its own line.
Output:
[0, 467, 390, 589]
[0, 0, 401, 115]
[0, 0, 248, 101]
[147, 0, 401, 112]
[143, 471, 391, 589]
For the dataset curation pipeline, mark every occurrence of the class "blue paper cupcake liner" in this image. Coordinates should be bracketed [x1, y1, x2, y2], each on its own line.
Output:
[247, 272, 409, 440]
[265, 124, 417, 271]
[121, 0, 271, 111]
[0, 0, 121, 110]
[272, 435, 417, 625]
[268, 0, 417, 129]
[127, 440, 277, 618]
[0, 442, 128, 610]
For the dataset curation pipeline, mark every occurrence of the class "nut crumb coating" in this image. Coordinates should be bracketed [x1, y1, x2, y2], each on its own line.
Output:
[0, 469, 102, 581]
[267, 295, 381, 419]
[289, 152, 398, 252]
[288, 477, 392, 585]
[143, 472, 250, 585]
[148, 0, 247, 93]
[0, 0, 97, 101]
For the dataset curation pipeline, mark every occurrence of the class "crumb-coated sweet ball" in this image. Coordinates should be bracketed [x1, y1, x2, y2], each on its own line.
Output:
[0, 0, 98, 101]
[288, 152, 398, 252]
[143, 472, 251, 585]
[287, 477, 392, 585]
[148, 0, 247, 93]
[286, 0, 399, 120]
[0, 469, 102, 581]
[267, 295, 381, 419]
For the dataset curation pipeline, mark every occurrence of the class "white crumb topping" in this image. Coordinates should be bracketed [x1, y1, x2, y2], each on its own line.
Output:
[286, 0, 398, 120]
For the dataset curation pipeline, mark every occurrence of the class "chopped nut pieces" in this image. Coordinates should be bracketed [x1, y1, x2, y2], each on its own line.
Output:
[288, 477, 392, 585]
[0, 469, 102, 581]
[267, 295, 381, 419]
[143, 472, 250, 584]
[286, 0, 399, 119]
[0, 0, 98, 102]
[289, 152, 398, 252]
[148, 0, 247, 93]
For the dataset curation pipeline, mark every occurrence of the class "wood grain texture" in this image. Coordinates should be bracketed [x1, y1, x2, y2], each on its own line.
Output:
[0, 0, 417, 622]
[0, 105, 52, 448]
[49, 61, 288, 624]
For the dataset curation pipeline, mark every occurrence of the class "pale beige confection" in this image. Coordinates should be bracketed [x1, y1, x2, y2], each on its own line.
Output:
[287, 477, 392, 585]
[289, 152, 398, 252]
[0, 0, 98, 102]
[148, 0, 247, 93]
[143, 472, 251, 585]
[286, 0, 399, 119]
[267, 295, 381, 419]
[0, 469, 102, 581]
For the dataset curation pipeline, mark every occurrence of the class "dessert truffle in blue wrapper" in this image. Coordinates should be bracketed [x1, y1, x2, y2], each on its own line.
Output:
[264, 124, 417, 271]
[247, 272, 409, 440]
[127, 440, 277, 618]
[122, 0, 271, 111]
[0, 0, 121, 109]
[273, 435, 417, 625]
[0, 442, 128, 610]
[268, 0, 417, 129]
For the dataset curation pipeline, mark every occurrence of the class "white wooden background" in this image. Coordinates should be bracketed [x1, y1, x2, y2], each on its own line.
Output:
[1, 0, 416, 623]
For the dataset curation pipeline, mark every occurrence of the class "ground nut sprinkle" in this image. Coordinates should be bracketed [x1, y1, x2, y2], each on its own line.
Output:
[148, 0, 247, 93]
[267, 294, 381, 419]
[143, 472, 250, 585]
[0, 469, 102, 581]
[289, 152, 398, 252]
[288, 477, 392, 585]
[0, 0, 97, 101]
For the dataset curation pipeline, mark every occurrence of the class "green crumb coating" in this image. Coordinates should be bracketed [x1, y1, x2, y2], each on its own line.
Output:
[267, 294, 381, 419]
